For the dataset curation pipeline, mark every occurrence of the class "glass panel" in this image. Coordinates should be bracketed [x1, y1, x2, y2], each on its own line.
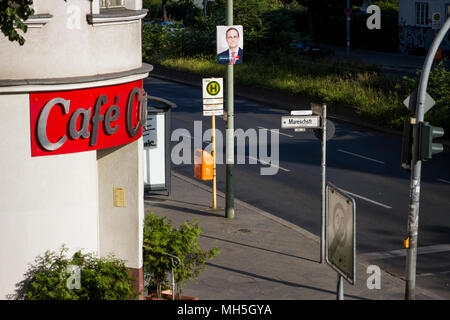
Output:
[416, 3, 420, 24]
[100, 0, 124, 8]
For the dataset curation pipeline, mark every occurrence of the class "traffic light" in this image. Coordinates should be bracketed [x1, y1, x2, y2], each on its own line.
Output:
[419, 122, 444, 161]
[401, 118, 413, 170]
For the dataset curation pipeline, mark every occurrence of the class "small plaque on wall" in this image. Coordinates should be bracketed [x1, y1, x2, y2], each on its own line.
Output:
[113, 187, 126, 208]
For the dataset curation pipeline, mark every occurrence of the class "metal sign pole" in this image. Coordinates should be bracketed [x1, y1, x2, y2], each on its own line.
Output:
[405, 16, 450, 300]
[225, 0, 235, 219]
[346, 0, 351, 57]
[212, 115, 217, 209]
[321, 104, 327, 264]
[337, 275, 344, 300]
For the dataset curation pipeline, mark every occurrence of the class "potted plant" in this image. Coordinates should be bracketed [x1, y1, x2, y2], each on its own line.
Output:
[143, 213, 219, 300]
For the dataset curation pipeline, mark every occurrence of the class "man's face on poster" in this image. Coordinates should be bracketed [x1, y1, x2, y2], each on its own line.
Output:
[226, 29, 239, 51]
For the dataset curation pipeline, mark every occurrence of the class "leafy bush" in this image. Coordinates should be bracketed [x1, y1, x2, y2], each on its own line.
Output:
[143, 213, 219, 299]
[8, 246, 137, 300]
[417, 59, 450, 136]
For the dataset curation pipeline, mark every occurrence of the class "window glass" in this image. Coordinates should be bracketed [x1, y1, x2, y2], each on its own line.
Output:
[100, 0, 124, 8]
[416, 2, 429, 26]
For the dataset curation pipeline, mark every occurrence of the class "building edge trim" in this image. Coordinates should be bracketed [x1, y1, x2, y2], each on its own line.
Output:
[0, 64, 153, 93]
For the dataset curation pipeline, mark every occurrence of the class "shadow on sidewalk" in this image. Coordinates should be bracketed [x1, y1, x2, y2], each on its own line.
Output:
[146, 201, 224, 218]
[205, 262, 369, 300]
[201, 234, 318, 264]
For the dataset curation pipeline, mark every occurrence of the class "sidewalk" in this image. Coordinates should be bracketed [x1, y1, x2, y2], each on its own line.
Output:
[143, 171, 444, 300]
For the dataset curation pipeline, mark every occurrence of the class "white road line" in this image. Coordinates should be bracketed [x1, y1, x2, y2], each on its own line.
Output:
[257, 126, 294, 138]
[360, 244, 450, 260]
[338, 149, 385, 164]
[247, 156, 290, 172]
[338, 188, 392, 209]
[437, 178, 450, 184]
[419, 270, 450, 277]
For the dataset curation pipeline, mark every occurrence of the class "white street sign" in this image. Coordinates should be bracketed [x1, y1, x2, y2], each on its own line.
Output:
[281, 115, 321, 129]
[203, 110, 224, 116]
[203, 98, 223, 105]
[291, 110, 313, 116]
[432, 12, 441, 30]
[203, 78, 223, 99]
[203, 104, 223, 111]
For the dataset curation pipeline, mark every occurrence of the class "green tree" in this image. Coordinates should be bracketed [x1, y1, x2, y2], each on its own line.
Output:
[0, 0, 34, 45]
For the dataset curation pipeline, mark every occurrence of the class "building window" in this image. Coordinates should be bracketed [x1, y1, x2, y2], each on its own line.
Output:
[416, 2, 429, 26]
[100, 0, 124, 8]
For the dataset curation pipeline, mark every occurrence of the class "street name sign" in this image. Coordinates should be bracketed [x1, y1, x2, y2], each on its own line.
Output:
[281, 115, 321, 129]
[291, 110, 313, 116]
[326, 183, 356, 285]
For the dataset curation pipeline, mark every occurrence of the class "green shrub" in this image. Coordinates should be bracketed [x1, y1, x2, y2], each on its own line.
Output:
[8, 246, 137, 300]
[143, 213, 219, 299]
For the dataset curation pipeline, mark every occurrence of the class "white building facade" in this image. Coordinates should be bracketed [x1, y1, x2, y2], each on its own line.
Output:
[399, 0, 450, 53]
[0, 0, 151, 299]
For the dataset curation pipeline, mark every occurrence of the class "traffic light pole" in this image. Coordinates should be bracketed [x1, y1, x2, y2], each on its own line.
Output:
[405, 17, 450, 300]
[225, 0, 235, 219]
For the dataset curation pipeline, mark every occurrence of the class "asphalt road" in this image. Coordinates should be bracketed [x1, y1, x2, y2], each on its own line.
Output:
[144, 76, 450, 299]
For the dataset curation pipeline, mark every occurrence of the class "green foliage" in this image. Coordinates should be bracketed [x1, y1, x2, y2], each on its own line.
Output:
[158, 53, 416, 129]
[143, 213, 219, 299]
[8, 246, 137, 300]
[372, 0, 399, 11]
[0, 0, 35, 45]
[412, 59, 450, 137]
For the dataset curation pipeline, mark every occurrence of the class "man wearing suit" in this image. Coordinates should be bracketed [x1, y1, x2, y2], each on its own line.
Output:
[217, 27, 243, 65]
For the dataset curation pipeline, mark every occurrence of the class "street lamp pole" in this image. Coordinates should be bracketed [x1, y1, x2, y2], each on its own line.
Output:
[225, 0, 235, 219]
[404, 17, 450, 300]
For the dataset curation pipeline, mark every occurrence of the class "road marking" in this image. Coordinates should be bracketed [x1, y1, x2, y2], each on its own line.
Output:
[247, 156, 290, 172]
[419, 270, 450, 277]
[338, 149, 385, 164]
[437, 178, 450, 184]
[361, 244, 450, 260]
[338, 188, 392, 209]
[257, 126, 294, 138]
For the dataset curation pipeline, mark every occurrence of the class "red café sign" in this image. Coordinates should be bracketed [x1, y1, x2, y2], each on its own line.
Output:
[30, 80, 145, 157]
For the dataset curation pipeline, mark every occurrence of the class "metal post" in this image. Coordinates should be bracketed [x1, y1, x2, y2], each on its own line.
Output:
[346, 0, 350, 57]
[320, 104, 327, 264]
[203, 0, 207, 18]
[212, 115, 217, 209]
[337, 275, 344, 300]
[170, 257, 175, 300]
[405, 17, 450, 300]
[225, 0, 235, 219]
